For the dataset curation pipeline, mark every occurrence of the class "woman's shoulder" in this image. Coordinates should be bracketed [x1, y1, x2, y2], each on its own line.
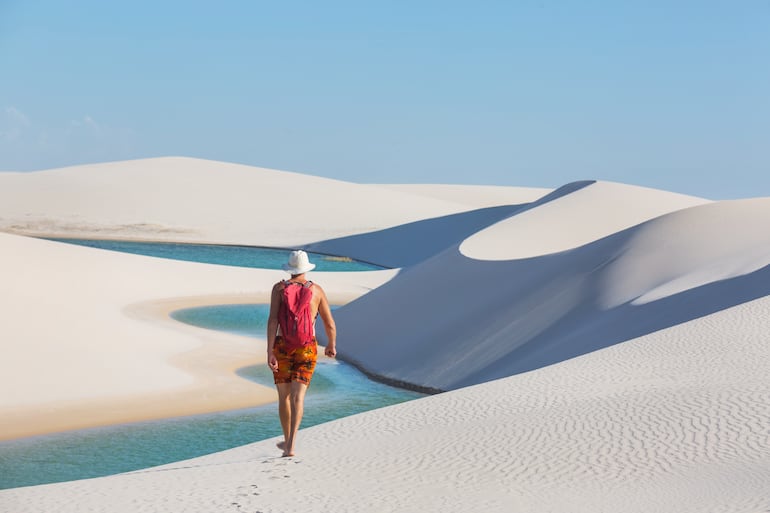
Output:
[309, 281, 326, 296]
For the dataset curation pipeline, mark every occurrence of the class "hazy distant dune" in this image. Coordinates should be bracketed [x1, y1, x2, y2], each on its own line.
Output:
[0, 157, 537, 247]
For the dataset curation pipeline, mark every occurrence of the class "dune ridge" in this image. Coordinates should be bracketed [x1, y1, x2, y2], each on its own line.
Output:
[0, 157, 547, 247]
[327, 182, 768, 392]
[460, 179, 709, 260]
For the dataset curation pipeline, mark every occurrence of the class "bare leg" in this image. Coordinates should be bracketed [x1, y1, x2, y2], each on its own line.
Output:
[276, 383, 291, 451]
[283, 381, 308, 457]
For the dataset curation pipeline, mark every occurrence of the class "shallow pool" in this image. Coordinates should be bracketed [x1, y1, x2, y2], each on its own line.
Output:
[0, 305, 421, 489]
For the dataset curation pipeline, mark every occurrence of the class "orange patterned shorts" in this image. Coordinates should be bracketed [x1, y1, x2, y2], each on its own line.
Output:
[272, 336, 318, 385]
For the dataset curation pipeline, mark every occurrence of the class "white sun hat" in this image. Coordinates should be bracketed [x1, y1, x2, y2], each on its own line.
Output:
[283, 250, 316, 274]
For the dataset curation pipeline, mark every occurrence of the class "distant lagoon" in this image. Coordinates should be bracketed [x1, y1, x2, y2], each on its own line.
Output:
[43, 238, 386, 272]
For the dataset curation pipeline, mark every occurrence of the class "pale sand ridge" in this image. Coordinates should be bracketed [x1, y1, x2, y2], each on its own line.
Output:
[304, 204, 528, 268]
[0, 157, 545, 247]
[460, 180, 709, 260]
[331, 183, 762, 391]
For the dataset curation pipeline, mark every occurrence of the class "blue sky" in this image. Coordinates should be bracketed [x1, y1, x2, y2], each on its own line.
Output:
[1, 1, 768, 198]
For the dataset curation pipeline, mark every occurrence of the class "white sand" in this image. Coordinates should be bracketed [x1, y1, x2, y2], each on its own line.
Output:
[376, 183, 551, 208]
[2, 157, 539, 439]
[1, 158, 769, 512]
[333, 190, 770, 392]
[0, 231, 397, 439]
[2, 296, 768, 512]
[460, 180, 708, 260]
[0, 157, 547, 246]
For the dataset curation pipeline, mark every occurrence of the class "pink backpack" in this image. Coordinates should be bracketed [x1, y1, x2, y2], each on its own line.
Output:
[278, 280, 315, 349]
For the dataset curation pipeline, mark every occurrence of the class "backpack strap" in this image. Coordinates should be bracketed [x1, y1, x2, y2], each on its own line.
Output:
[283, 279, 313, 288]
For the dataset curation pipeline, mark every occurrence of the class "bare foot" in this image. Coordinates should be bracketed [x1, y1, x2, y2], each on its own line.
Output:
[282, 451, 295, 458]
[276, 441, 286, 451]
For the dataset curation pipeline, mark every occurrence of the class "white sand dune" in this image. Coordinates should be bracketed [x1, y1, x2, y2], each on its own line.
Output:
[2, 296, 768, 512]
[1, 158, 769, 512]
[331, 182, 764, 391]
[460, 179, 709, 260]
[304, 180, 706, 268]
[0, 157, 546, 247]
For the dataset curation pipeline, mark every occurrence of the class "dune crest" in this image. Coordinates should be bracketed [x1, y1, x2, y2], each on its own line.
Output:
[0, 157, 536, 247]
[459, 180, 708, 260]
[600, 198, 770, 307]
[330, 194, 770, 392]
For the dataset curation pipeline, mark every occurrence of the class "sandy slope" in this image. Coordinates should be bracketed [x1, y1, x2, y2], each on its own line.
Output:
[332, 182, 766, 392]
[0, 157, 547, 247]
[0, 233, 396, 439]
[2, 295, 768, 512]
[1, 158, 769, 512]
[460, 180, 708, 259]
[0, 157, 536, 438]
[303, 180, 706, 268]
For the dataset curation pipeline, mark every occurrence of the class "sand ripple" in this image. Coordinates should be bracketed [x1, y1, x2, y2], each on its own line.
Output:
[3, 296, 769, 512]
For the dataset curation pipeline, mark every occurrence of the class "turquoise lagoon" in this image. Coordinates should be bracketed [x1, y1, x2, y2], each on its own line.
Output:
[0, 242, 417, 489]
[0, 304, 422, 489]
[43, 238, 385, 271]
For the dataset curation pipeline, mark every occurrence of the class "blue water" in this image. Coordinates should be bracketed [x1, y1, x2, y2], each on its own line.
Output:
[0, 305, 421, 490]
[43, 238, 386, 271]
[171, 304, 271, 337]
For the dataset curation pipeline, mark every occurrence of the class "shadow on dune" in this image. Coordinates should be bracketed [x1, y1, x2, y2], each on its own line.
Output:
[321, 199, 770, 393]
[303, 181, 595, 268]
[302, 205, 525, 268]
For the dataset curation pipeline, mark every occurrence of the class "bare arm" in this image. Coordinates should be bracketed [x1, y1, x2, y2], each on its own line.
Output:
[316, 285, 337, 357]
[267, 281, 282, 370]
